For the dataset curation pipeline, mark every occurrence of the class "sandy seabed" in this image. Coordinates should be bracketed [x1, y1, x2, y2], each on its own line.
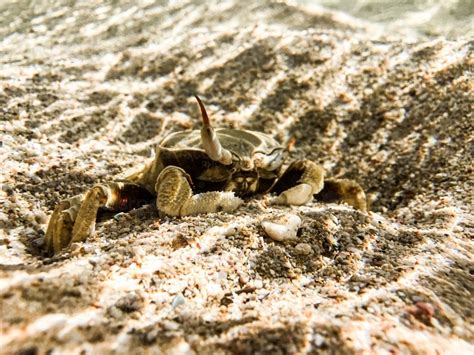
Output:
[1, 1, 473, 354]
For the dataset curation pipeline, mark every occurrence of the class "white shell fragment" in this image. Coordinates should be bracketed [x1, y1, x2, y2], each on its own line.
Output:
[261, 213, 302, 241]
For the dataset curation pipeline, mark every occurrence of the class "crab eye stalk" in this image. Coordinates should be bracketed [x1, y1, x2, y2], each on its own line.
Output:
[195, 96, 233, 165]
[195, 95, 211, 126]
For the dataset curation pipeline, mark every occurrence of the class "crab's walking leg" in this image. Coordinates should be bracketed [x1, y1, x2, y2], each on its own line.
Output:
[45, 182, 153, 254]
[44, 195, 84, 253]
[156, 166, 242, 217]
[315, 179, 367, 211]
[270, 160, 325, 205]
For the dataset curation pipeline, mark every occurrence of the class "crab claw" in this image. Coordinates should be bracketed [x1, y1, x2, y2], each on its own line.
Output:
[195, 96, 233, 165]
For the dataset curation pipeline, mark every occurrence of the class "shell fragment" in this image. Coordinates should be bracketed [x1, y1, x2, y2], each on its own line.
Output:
[261, 213, 302, 241]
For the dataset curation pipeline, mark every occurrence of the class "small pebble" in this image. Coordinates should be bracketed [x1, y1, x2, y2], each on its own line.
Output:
[262, 213, 301, 241]
[171, 293, 185, 310]
[253, 279, 263, 289]
[1, 184, 14, 195]
[34, 210, 48, 224]
[115, 293, 142, 313]
[295, 243, 313, 255]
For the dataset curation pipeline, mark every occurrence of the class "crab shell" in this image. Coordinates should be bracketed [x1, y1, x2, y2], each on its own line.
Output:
[144, 128, 286, 197]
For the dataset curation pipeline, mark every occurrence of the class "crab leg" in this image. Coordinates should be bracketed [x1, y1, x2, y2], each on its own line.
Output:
[44, 182, 153, 254]
[155, 165, 242, 217]
[44, 196, 83, 253]
[270, 160, 325, 205]
[195, 96, 233, 165]
[270, 160, 367, 211]
[315, 179, 367, 211]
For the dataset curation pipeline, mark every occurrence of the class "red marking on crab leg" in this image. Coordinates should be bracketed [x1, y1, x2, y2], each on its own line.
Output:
[119, 196, 129, 210]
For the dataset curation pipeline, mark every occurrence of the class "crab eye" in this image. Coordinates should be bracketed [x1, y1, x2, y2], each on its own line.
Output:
[254, 149, 284, 171]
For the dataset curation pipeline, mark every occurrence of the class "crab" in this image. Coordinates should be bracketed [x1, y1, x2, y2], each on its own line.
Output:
[44, 96, 367, 254]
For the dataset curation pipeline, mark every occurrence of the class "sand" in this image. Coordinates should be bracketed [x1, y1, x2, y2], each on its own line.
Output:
[1, 0, 473, 354]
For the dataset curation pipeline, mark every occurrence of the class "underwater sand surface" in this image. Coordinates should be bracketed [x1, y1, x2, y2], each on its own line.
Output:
[1, 1, 473, 353]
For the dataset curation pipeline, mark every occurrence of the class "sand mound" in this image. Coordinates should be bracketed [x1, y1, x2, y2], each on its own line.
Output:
[1, 1, 473, 353]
